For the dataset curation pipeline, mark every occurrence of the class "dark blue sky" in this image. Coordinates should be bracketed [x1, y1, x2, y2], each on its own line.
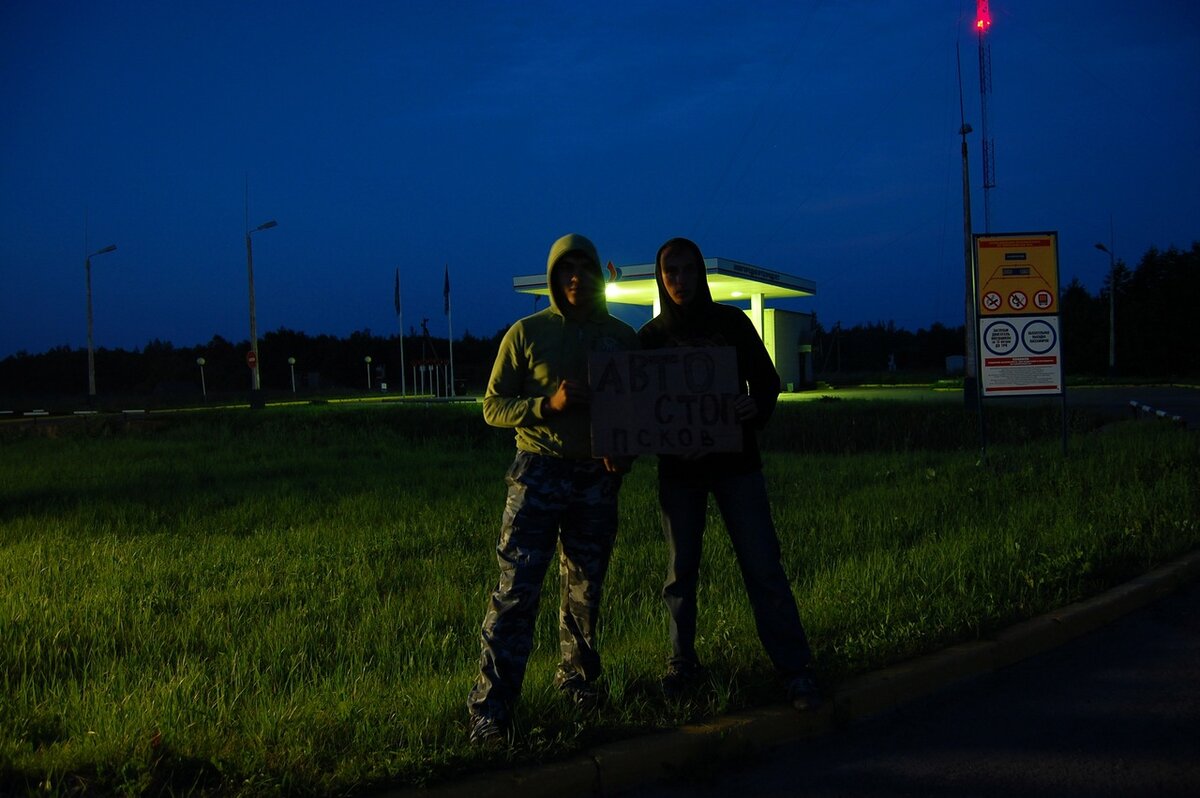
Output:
[2, 1, 1197, 359]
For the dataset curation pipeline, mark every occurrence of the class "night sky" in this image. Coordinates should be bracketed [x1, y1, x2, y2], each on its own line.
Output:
[2, 1, 1197, 359]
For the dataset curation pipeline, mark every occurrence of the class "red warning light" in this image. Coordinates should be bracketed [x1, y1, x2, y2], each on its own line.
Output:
[976, 0, 992, 32]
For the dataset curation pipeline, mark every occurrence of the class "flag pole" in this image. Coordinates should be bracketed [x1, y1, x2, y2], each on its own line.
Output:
[444, 264, 455, 397]
[394, 267, 406, 396]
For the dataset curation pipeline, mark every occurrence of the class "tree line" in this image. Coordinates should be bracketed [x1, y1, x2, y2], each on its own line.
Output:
[2, 243, 1195, 402]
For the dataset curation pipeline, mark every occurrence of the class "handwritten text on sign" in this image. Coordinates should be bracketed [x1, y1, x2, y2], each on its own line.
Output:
[588, 346, 743, 456]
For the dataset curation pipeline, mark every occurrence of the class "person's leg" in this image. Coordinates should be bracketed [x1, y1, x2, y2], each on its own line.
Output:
[468, 453, 562, 723]
[555, 460, 621, 690]
[712, 470, 812, 678]
[658, 475, 709, 669]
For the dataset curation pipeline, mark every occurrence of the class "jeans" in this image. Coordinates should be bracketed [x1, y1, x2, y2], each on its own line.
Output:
[468, 452, 621, 719]
[659, 469, 811, 678]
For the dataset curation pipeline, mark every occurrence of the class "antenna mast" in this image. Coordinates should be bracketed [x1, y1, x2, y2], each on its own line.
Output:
[977, 1, 996, 232]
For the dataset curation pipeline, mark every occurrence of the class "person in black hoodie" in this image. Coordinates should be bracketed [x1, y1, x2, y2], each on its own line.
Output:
[638, 237, 819, 710]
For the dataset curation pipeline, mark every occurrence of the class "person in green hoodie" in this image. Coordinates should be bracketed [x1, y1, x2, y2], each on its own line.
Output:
[467, 233, 638, 746]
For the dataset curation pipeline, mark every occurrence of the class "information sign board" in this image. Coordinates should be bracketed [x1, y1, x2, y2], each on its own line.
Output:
[975, 232, 1064, 398]
[977, 233, 1059, 316]
[979, 315, 1063, 396]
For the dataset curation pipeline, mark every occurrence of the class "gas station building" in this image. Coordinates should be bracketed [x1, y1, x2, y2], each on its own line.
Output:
[512, 257, 819, 390]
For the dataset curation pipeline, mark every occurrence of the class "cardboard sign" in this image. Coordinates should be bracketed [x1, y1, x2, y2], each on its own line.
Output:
[588, 346, 743, 457]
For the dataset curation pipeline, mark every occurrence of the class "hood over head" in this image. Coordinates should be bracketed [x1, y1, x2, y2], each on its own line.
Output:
[655, 236, 718, 331]
[546, 233, 607, 316]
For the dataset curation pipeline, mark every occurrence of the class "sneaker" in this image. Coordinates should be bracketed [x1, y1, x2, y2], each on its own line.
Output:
[786, 670, 822, 712]
[660, 661, 705, 700]
[558, 677, 602, 712]
[468, 712, 508, 748]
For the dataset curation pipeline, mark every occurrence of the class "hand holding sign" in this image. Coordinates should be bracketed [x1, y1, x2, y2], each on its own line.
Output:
[732, 394, 758, 421]
[602, 455, 634, 473]
[546, 378, 589, 414]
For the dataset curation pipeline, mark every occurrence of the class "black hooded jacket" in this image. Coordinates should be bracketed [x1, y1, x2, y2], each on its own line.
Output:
[637, 238, 781, 479]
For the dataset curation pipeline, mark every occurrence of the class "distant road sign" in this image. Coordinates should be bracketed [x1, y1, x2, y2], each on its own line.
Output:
[246, 351, 258, 368]
[976, 233, 1059, 316]
[974, 232, 1063, 400]
[979, 315, 1063, 397]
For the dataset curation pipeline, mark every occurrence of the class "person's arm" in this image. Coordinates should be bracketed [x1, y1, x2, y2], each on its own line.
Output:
[736, 313, 781, 429]
[482, 324, 548, 428]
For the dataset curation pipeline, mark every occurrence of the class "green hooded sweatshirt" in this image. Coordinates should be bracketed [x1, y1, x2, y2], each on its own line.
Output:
[483, 233, 638, 459]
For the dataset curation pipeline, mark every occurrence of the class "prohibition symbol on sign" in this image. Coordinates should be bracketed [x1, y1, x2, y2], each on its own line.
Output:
[1033, 290, 1054, 309]
[983, 291, 1002, 312]
[1008, 291, 1028, 310]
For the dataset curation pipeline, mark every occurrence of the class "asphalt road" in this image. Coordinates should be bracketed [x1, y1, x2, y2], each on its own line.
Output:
[1065, 385, 1200, 427]
[616, 578, 1200, 798]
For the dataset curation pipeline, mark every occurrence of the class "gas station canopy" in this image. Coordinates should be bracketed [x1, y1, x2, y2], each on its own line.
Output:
[512, 257, 816, 307]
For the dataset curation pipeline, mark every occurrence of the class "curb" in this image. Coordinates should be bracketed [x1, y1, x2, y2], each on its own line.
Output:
[392, 550, 1200, 797]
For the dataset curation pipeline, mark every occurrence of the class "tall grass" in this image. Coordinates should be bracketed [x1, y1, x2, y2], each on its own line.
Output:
[1, 402, 1196, 795]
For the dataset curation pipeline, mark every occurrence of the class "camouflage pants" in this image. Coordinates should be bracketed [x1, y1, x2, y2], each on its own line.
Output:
[467, 451, 621, 720]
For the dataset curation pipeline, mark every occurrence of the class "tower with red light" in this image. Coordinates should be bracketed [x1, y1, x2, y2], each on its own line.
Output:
[977, 0, 996, 231]
[976, 0, 992, 32]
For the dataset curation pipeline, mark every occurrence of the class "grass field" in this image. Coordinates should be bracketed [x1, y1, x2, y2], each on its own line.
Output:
[1, 400, 1197, 796]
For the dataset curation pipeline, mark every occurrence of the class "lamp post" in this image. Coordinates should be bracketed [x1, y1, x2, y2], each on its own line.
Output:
[287, 356, 297, 393]
[364, 356, 373, 390]
[1094, 241, 1117, 376]
[196, 357, 207, 399]
[245, 219, 278, 394]
[959, 121, 979, 408]
[85, 243, 117, 399]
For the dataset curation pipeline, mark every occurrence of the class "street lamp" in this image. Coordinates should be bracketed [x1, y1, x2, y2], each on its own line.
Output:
[364, 356, 373, 390]
[1094, 241, 1116, 376]
[958, 120, 979, 408]
[245, 219, 278, 394]
[196, 357, 207, 400]
[287, 356, 297, 393]
[85, 243, 117, 399]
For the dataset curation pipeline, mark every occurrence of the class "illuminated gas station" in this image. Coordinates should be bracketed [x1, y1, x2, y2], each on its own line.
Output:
[512, 257, 819, 390]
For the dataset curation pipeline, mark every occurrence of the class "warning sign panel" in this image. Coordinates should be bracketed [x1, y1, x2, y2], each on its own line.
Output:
[976, 233, 1059, 317]
[979, 315, 1063, 397]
